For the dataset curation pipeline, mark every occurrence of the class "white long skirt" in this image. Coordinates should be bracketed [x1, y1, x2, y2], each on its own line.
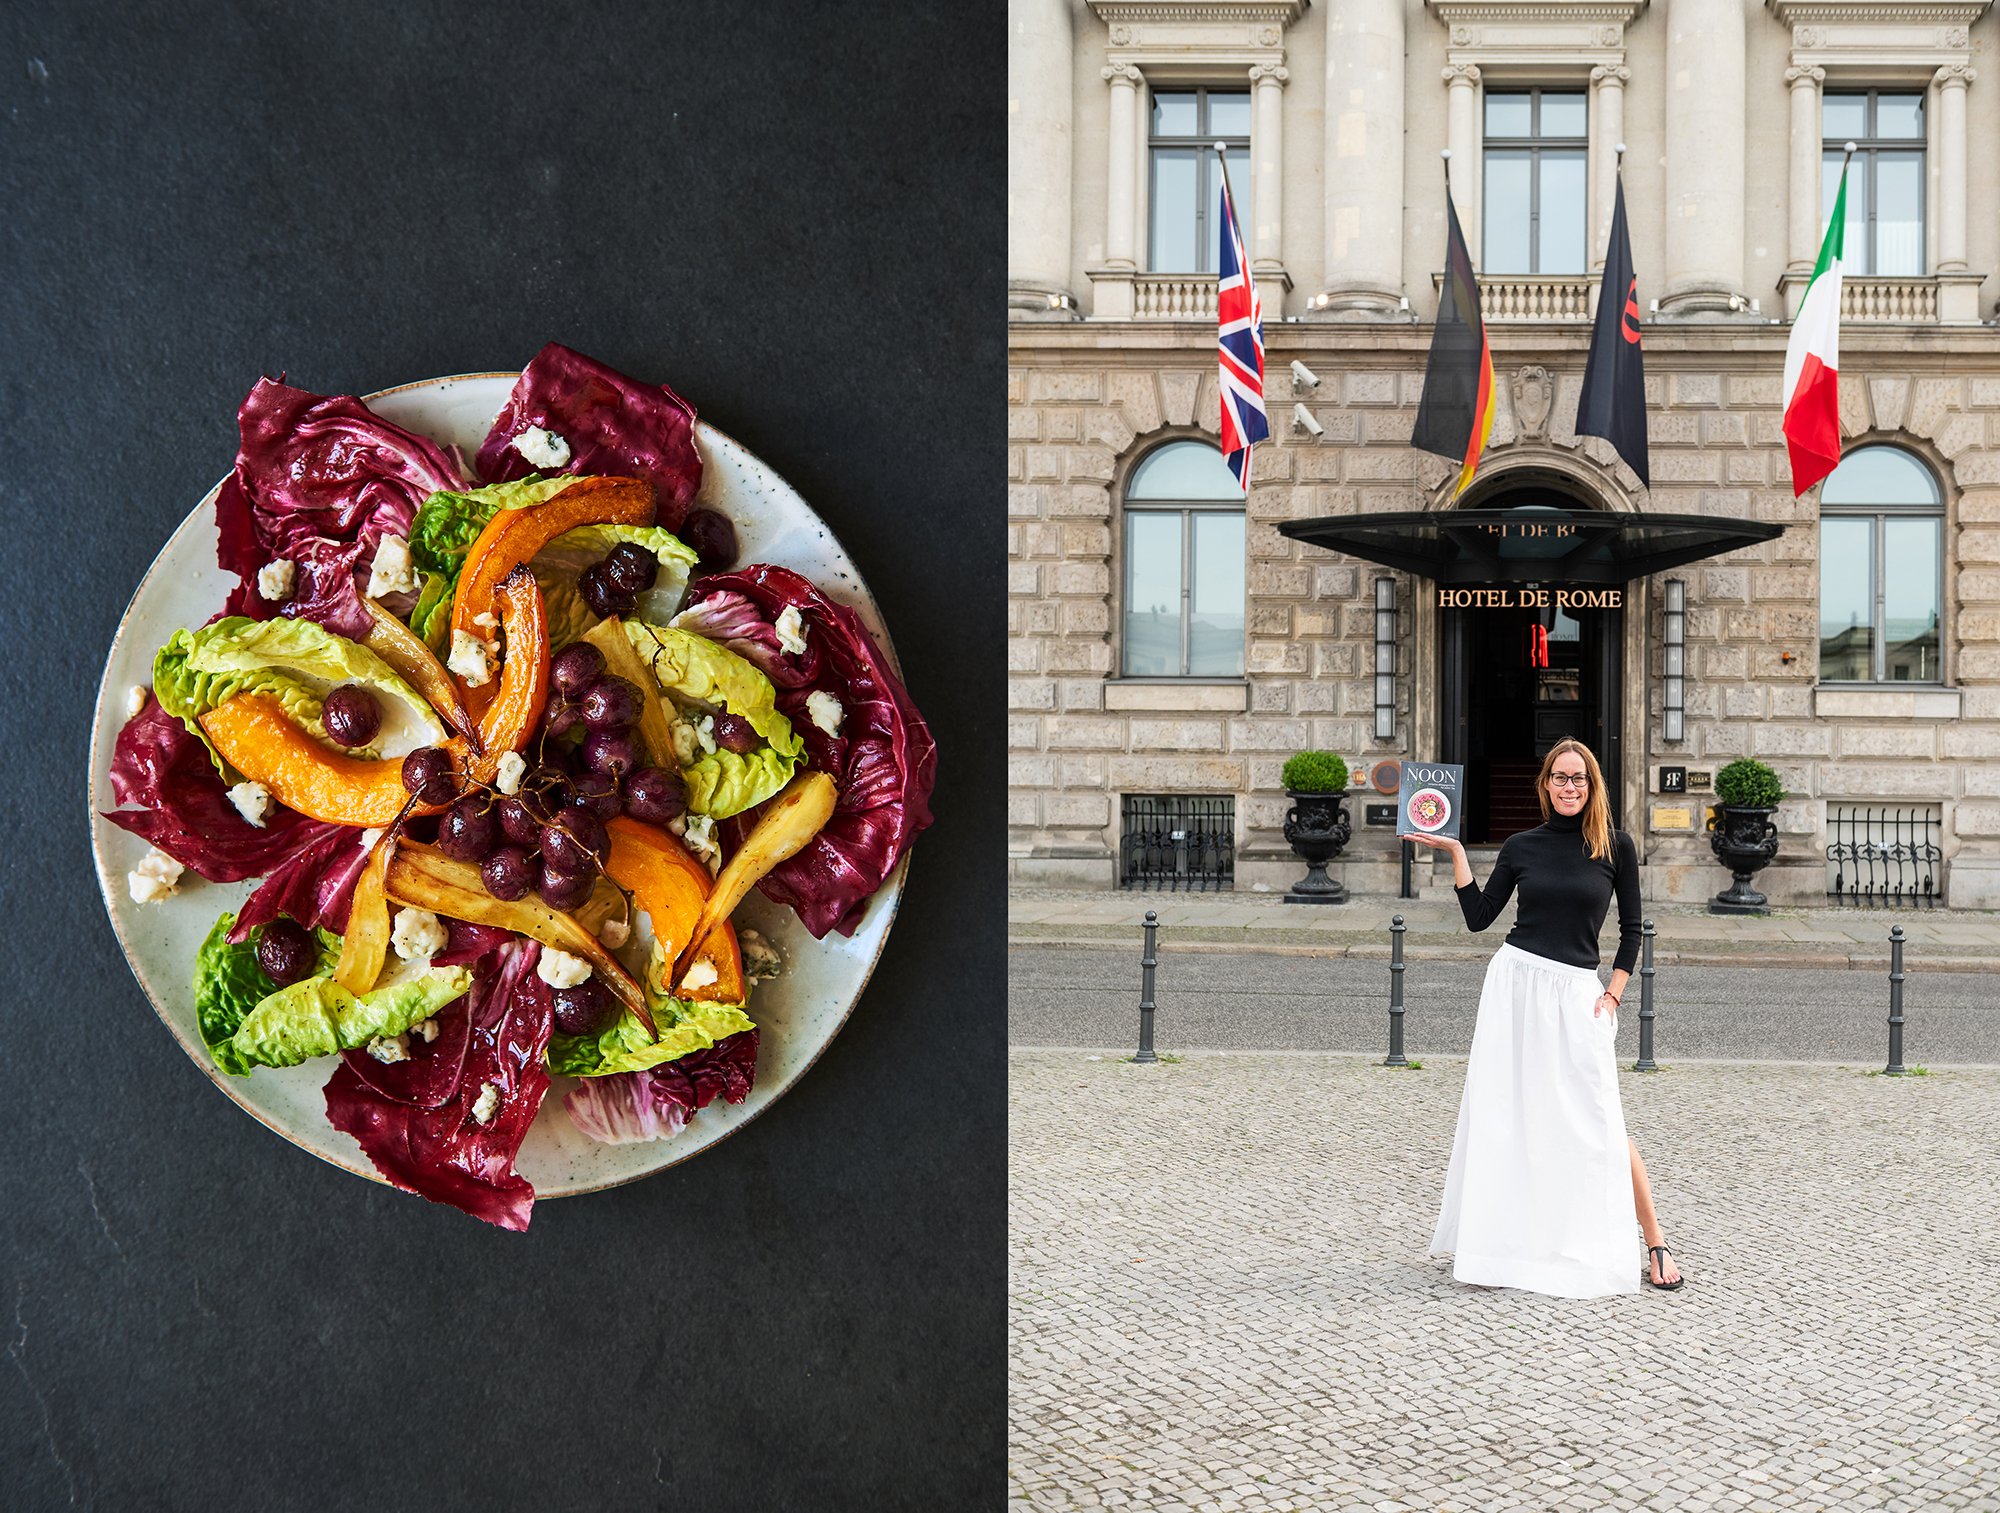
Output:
[1429, 942, 1641, 1299]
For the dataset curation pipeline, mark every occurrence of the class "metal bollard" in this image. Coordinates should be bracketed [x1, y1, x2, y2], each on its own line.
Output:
[1399, 838, 1416, 901]
[1885, 924, 1907, 1075]
[1385, 914, 1409, 1066]
[1634, 919, 1658, 1072]
[1134, 910, 1159, 1064]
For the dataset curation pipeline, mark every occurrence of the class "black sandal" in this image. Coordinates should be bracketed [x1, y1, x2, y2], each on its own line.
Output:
[1645, 1244, 1685, 1290]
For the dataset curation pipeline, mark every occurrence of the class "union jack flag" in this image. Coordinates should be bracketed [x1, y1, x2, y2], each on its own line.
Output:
[1216, 162, 1268, 494]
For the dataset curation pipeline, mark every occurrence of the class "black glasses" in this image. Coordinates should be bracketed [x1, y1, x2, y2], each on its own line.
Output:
[1548, 773, 1589, 789]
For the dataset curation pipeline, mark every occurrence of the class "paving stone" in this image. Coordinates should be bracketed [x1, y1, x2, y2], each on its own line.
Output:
[1009, 1050, 2000, 1509]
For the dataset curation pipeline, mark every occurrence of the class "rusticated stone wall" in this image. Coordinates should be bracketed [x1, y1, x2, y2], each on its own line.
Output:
[1008, 326, 2000, 907]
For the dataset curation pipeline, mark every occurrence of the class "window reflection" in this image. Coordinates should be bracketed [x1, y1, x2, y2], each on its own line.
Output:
[1122, 442, 1246, 679]
[1818, 447, 1943, 684]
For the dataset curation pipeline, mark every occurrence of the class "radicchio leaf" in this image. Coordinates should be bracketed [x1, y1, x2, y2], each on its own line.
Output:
[226, 825, 371, 943]
[692, 566, 936, 937]
[562, 1030, 760, 1145]
[474, 343, 701, 530]
[667, 590, 818, 688]
[102, 698, 341, 883]
[324, 940, 552, 1230]
[220, 378, 466, 638]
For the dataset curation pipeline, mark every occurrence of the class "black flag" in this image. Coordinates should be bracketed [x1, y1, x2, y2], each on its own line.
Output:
[1576, 175, 1648, 487]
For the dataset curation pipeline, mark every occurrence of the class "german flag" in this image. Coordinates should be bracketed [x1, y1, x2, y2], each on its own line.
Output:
[1411, 187, 1494, 499]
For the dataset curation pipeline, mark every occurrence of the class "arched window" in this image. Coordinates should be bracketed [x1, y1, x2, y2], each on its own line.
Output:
[1818, 446, 1943, 684]
[1121, 440, 1245, 678]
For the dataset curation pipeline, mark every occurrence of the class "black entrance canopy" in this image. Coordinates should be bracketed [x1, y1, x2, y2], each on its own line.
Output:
[1276, 508, 1783, 585]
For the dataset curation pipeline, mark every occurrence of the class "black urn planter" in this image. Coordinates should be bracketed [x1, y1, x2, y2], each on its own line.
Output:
[1707, 804, 1780, 915]
[1283, 790, 1352, 905]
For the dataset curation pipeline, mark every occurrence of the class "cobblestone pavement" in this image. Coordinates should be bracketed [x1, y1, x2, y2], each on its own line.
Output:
[1009, 887, 2000, 971]
[1010, 1050, 2000, 1512]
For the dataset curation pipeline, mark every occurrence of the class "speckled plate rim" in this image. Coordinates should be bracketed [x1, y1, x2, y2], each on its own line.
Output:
[89, 370, 911, 1203]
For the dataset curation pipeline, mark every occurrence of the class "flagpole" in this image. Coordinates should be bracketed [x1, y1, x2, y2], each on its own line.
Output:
[1212, 139, 1240, 222]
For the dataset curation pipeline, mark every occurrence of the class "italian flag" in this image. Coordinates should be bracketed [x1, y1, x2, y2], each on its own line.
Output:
[1783, 163, 1848, 496]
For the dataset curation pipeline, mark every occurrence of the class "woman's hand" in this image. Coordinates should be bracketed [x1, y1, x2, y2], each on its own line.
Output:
[1400, 832, 1462, 856]
[1594, 991, 1620, 1018]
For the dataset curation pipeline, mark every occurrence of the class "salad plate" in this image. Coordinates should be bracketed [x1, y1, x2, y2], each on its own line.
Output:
[90, 367, 915, 1210]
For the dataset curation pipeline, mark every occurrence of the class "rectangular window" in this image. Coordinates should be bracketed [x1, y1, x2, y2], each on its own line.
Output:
[1823, 92, 1925, 275]
[1148, 88, 1251, 273]
[1482, 89, 1587, 274]
[1819, 513, 1942, 682]
[1122, 510, 1245, 677]
[1825, 803, 1942, 908]
[1119, 794, 1235, 891]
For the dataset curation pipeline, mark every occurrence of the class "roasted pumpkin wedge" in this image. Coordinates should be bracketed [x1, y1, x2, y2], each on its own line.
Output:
[603, 815, 746, 1002]
[200, 694, 444, 826]
[451, 475, 654, 716]
[469, 565, 549, 770]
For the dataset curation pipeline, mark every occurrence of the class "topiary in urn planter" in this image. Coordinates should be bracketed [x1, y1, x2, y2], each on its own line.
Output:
[1281, 751, 1352, 905]
[1707, 758, 1784, 915]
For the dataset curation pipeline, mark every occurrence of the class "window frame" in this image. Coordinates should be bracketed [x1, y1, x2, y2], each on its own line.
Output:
[1118, 441, 1247, 680]
[1821, 89, 1927, 277]
[1480, 87, 1589, 275]
[1145, 86, 1251, 276]
[1817, 447, 1945, 687]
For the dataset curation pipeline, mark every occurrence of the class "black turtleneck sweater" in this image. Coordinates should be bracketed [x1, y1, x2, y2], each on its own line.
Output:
[1455, 810, 1643, 977]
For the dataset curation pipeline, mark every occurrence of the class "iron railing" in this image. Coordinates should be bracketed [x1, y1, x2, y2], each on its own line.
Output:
[1119, 795, 1235, 892]
[1825, 805, 1942, 909]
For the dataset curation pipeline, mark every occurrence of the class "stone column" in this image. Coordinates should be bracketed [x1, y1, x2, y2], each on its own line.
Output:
[1314, 0, 1406, 318]
[1093, 61, 1144, 320]
[1659, 0, 1747, 315]
[1780, 64, 1824, 319]
[1008, 0, 1077, 317]
[1443, 63, 1482, 257]
[1935, 64, 1974, 271]
[1934, 64, 1980, 321]
[1785, 66, 1824, 276]
[1589, 65, 1629, 273]
[1249, 62, 1288, 274]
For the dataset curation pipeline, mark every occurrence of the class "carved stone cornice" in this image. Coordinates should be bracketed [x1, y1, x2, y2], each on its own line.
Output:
[1088, 1, 1308, 23]
[1769, 0, 1988, 69]
[1429, 1, 1648, 66]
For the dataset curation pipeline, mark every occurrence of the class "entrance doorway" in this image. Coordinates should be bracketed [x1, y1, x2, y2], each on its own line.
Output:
[1440, 591, 1624, 843]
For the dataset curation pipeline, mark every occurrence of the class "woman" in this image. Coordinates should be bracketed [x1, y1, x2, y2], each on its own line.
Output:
[1403, 738, 1684, 1297]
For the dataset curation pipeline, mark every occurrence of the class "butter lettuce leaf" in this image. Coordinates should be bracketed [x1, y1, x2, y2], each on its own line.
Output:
[219, 962, 474, 1078]
[154, 616, 446, 772]
[529, 524, 696, 649]
[622, 622, 804, 817]
[547, 997, 755, 1078]
[193, 911, 341, 1059]
[406, 475, 578, 578]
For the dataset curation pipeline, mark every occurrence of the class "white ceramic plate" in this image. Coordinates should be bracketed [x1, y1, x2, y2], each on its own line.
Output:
[88, 372, 907, 1202]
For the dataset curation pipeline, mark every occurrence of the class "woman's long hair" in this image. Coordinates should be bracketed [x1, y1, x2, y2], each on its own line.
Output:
[1535, 738, 1613, 861]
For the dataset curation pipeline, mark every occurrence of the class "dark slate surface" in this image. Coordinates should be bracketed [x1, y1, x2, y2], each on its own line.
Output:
[0, 4, 1002, 1507]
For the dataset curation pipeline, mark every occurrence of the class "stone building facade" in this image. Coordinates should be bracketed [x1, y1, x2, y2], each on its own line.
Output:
[1008, 0, 2000, 907]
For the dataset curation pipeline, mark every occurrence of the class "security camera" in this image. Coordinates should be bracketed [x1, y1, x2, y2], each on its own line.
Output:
[1290, 359, 1320, 391]
[1292, 403, 1323, 438]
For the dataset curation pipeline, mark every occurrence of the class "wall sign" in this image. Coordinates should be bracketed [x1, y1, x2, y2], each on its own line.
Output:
[1659, 766, 1687, 794]
[1438, 586, 1624, 610]
[1687, 770, 1714, 791]
[1365, 803, 1399, 827]
[1652, 807, 1693, 831]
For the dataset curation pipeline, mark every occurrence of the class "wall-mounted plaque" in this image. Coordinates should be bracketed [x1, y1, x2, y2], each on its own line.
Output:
[1652, 807, 1693, 831]
[1365, 803, 1399, 827]
[1659, 766, 1687, 794]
